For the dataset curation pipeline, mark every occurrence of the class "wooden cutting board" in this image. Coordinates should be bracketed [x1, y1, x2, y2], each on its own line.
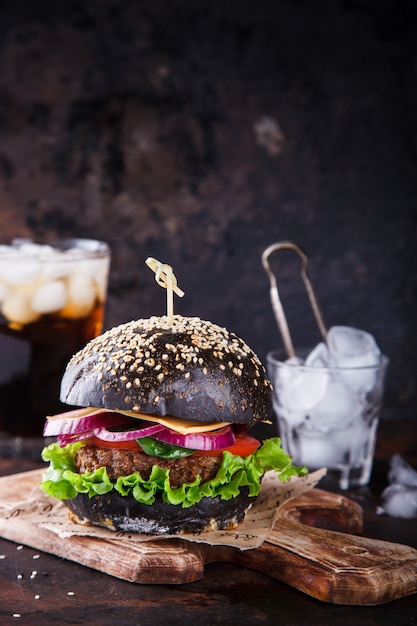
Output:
[0, 469, 416, 605]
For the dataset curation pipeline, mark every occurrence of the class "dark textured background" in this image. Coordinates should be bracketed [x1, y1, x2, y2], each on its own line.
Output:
[0, 0, 416, 420]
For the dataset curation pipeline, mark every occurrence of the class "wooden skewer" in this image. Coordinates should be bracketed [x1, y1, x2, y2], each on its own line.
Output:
[145, 257, 185, 326]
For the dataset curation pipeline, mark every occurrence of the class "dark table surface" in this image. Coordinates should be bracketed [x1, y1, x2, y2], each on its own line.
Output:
[0, 420, 416, 626]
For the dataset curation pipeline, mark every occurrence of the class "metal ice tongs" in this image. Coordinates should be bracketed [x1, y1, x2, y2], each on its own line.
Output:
[261, 241, 327, 359]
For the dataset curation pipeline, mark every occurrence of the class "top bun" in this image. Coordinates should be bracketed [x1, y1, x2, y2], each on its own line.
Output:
[60, 315, 272, 425]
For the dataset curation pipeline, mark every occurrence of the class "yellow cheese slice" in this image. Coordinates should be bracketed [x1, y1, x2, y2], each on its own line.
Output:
[47, 406, 231, 435]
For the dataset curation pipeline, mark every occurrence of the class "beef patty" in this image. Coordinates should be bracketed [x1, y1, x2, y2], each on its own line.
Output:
[75, 445, 222, 489]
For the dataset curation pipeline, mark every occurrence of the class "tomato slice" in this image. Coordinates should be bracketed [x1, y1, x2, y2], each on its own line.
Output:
[195, 432, 260, 457]
[84, 431, 260, 457]
[85, 436, 142, 451]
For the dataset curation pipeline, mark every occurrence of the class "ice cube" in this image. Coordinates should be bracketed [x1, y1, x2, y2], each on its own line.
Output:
[275, 406, 307, 429]
[0, 244, 13, 254]
[31, 280, 68, 314]
[36, 244, 60, 259]
[296, 417, 372, 471]
[378, 455, 417, 518]
[0, 259, 41, 285]
[1, 289, 40, 325]
[65, 256, 104, 278]
[327, 325, 381, 367]
[68, 257, 110, 300]
[12, 240, 45, 254]
[295, 428, 342, 468]
[388, 454, 417, 487]
[308, 376, 362, 430]
[40, 259, 72, 282]
[327, 326, 382, 393]
[61, 274, 96, 318]
[378, 484, 417, 519]
[274, 359, 329, 414]
[305, 342, 329, 367]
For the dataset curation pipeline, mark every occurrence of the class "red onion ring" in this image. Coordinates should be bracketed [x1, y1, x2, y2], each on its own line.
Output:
[151, 425, 235, 451]
[92, 423, 166, 442]
[43, 411, 134, 437]
[57, 430, 95, 447]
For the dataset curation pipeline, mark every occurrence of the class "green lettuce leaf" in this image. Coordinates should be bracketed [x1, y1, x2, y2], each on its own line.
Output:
[39, 438, 307, 508]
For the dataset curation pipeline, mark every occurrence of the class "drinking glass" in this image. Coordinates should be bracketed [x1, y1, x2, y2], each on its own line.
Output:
[266, 350, 388, 489]
[0, 238, 111, 443]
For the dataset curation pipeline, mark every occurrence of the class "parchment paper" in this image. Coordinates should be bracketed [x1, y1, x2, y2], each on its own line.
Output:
[0, 468, 326, 550]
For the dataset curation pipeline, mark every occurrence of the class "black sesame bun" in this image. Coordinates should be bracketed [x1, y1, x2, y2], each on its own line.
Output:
[60, 315, 272, 425]
[42, 315, 283, 536]
[63, 487, 254, 534]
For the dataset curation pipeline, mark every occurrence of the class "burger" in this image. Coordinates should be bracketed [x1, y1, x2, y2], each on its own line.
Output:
[40, 315, 306, 534]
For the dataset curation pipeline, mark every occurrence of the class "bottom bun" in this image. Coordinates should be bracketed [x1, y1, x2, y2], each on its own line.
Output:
[63, 489, 255, 534]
